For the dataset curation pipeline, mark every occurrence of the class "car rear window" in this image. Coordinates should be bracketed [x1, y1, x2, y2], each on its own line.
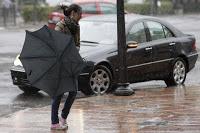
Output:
[163, 26, 174, 38]
[146, 21, 166, 41]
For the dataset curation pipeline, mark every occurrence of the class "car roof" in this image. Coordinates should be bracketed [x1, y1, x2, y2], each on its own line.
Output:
[80, 14, 184, 36]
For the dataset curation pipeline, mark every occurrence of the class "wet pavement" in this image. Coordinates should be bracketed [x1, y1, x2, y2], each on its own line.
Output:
[0, 85, 200, 132]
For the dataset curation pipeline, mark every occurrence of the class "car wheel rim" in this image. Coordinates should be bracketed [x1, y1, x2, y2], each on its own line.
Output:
[173, 61, 186, 85]
[90, 69, 110, 95]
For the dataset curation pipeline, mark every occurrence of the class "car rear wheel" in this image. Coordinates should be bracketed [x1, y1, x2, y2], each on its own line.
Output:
[165, 58, 187, 87]
[81, 65, 112, 95]
[19, 86, 40, 94]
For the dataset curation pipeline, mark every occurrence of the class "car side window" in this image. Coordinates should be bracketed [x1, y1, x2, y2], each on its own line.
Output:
[81, 3, 97, 14]
[146, 21, 165, 41]
[99, 3, 116, 14]
[127, 22, 147, 44]
[163, 26, 174, 38]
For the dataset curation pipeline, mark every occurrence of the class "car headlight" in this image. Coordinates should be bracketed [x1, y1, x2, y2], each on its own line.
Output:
[14, 55, 23, 67]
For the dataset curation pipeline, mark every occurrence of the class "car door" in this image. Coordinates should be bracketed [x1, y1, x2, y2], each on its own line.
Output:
[145, 21, 176, 79]
[126, 22, 154, 83]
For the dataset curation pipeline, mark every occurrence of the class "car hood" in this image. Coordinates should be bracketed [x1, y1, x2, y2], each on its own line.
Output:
[13, 43, 116, 68]
[80, 43, 116, 58]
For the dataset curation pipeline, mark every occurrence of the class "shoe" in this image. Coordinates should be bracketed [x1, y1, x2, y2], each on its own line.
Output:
[60, 116, 68, 127]
[51, 123, 67, 130]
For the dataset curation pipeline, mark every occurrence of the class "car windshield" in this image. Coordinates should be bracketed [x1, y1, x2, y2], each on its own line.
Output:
[80, 21, 117, 44]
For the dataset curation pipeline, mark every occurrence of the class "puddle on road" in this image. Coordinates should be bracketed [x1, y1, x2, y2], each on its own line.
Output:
[139, 117, 168, 129]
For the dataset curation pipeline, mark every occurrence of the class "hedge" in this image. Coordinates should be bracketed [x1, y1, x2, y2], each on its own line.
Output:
[183, 3, 200, 13]
[125, 2, 173, 15]
[22, 6, 54, 22]
[125, 3, 151, 15]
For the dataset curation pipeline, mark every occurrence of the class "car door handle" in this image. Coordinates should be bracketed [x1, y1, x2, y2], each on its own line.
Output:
[145, 47, 152, 51]
[169, 42, 176, 46]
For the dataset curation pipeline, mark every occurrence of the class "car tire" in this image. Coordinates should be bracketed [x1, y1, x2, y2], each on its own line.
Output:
[81, 65, 112, 95]
[18, 86, 40, 94]
[165, 58, 187, 87]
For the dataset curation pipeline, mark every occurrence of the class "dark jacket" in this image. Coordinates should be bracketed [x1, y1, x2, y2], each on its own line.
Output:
[55, 17, 80, 50]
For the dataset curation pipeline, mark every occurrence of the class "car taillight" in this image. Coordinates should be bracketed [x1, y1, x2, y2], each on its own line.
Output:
[192, 41, 196, 50]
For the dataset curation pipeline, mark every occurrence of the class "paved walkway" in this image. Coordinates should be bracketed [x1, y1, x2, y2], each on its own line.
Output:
[1, 85, 200, 133]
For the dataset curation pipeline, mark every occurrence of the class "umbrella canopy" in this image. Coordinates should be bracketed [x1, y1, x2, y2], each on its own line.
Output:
[19, 25, 85, 97]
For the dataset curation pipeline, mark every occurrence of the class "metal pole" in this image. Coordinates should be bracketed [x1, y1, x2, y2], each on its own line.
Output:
[151, 0, 154, 15]
[115, 0, 134, 96]
[117, 0, 127, 84]
[154, 0, 158, 15]
[13, 0, 16, 26]
[151, 0, 158, 16]
[3, 7, 7, 27]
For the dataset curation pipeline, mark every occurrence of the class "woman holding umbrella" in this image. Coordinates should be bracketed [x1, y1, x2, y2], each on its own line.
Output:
[51, 3, 82, 130]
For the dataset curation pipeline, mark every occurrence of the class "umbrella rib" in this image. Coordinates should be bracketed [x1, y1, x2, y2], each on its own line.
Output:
[60, 37, 72, 59]
[31, 61, 58, 85]
[20, 56, 56, 59]
[28, 31, 56, 55]
[44, 26, 58, 54]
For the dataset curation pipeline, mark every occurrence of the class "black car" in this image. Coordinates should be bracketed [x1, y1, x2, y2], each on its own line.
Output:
[11, 14, 198, 95]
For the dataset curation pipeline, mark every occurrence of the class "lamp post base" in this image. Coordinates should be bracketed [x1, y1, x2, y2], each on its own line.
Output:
[114, 83, 135, 96]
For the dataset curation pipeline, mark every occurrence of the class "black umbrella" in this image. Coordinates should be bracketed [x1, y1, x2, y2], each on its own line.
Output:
[19, 25, 85, 98]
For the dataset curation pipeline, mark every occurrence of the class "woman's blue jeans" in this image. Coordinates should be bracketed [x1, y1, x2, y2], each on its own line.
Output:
[51, 91, 77, 124]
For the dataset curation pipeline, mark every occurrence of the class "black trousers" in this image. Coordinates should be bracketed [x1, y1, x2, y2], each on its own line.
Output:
[51, 91, 77, 124]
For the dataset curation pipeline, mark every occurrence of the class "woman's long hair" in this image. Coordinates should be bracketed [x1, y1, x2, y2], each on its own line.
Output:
[62, 4, 82, 17]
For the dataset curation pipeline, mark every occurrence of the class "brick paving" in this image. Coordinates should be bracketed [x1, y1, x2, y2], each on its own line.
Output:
[1, 85, 200, 133]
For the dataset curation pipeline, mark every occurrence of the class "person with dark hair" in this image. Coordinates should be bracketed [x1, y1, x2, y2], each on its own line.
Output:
[50, 3, 82, 131]
[55, 3, 82, 51]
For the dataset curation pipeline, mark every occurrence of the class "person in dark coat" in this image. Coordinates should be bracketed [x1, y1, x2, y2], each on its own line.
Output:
[51, 4, 82, 130]
[55, 3, 81, 51]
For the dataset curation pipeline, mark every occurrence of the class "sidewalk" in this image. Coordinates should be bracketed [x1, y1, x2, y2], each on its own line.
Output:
[1, 85, 200, 133]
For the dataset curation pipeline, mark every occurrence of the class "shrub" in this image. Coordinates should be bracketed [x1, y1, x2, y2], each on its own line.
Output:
[125, 3, 151, 15]
[158, 2, 173, 14]
[183, 3, 200, 13]
[125, 2, 173, 15]
[22, 6, 54, 22]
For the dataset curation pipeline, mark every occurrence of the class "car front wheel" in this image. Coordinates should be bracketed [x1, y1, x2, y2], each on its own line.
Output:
[86, 65, 112, 95]
[165, 58, 187, 87]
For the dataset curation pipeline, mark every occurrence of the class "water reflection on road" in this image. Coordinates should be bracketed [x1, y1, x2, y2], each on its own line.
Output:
[66, 85, 200, 133]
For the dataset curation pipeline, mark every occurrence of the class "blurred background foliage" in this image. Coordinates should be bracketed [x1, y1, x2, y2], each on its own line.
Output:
[1, 0, 200, 23]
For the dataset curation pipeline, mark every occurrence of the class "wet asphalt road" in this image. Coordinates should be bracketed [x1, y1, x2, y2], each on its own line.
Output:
[0, 14, 200, 118]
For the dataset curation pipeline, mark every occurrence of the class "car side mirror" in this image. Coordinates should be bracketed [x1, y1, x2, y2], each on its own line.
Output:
[127, 41, 138, 49]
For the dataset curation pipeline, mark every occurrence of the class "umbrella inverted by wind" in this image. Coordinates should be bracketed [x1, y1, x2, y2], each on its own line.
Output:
[19, 25, 85, 97]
